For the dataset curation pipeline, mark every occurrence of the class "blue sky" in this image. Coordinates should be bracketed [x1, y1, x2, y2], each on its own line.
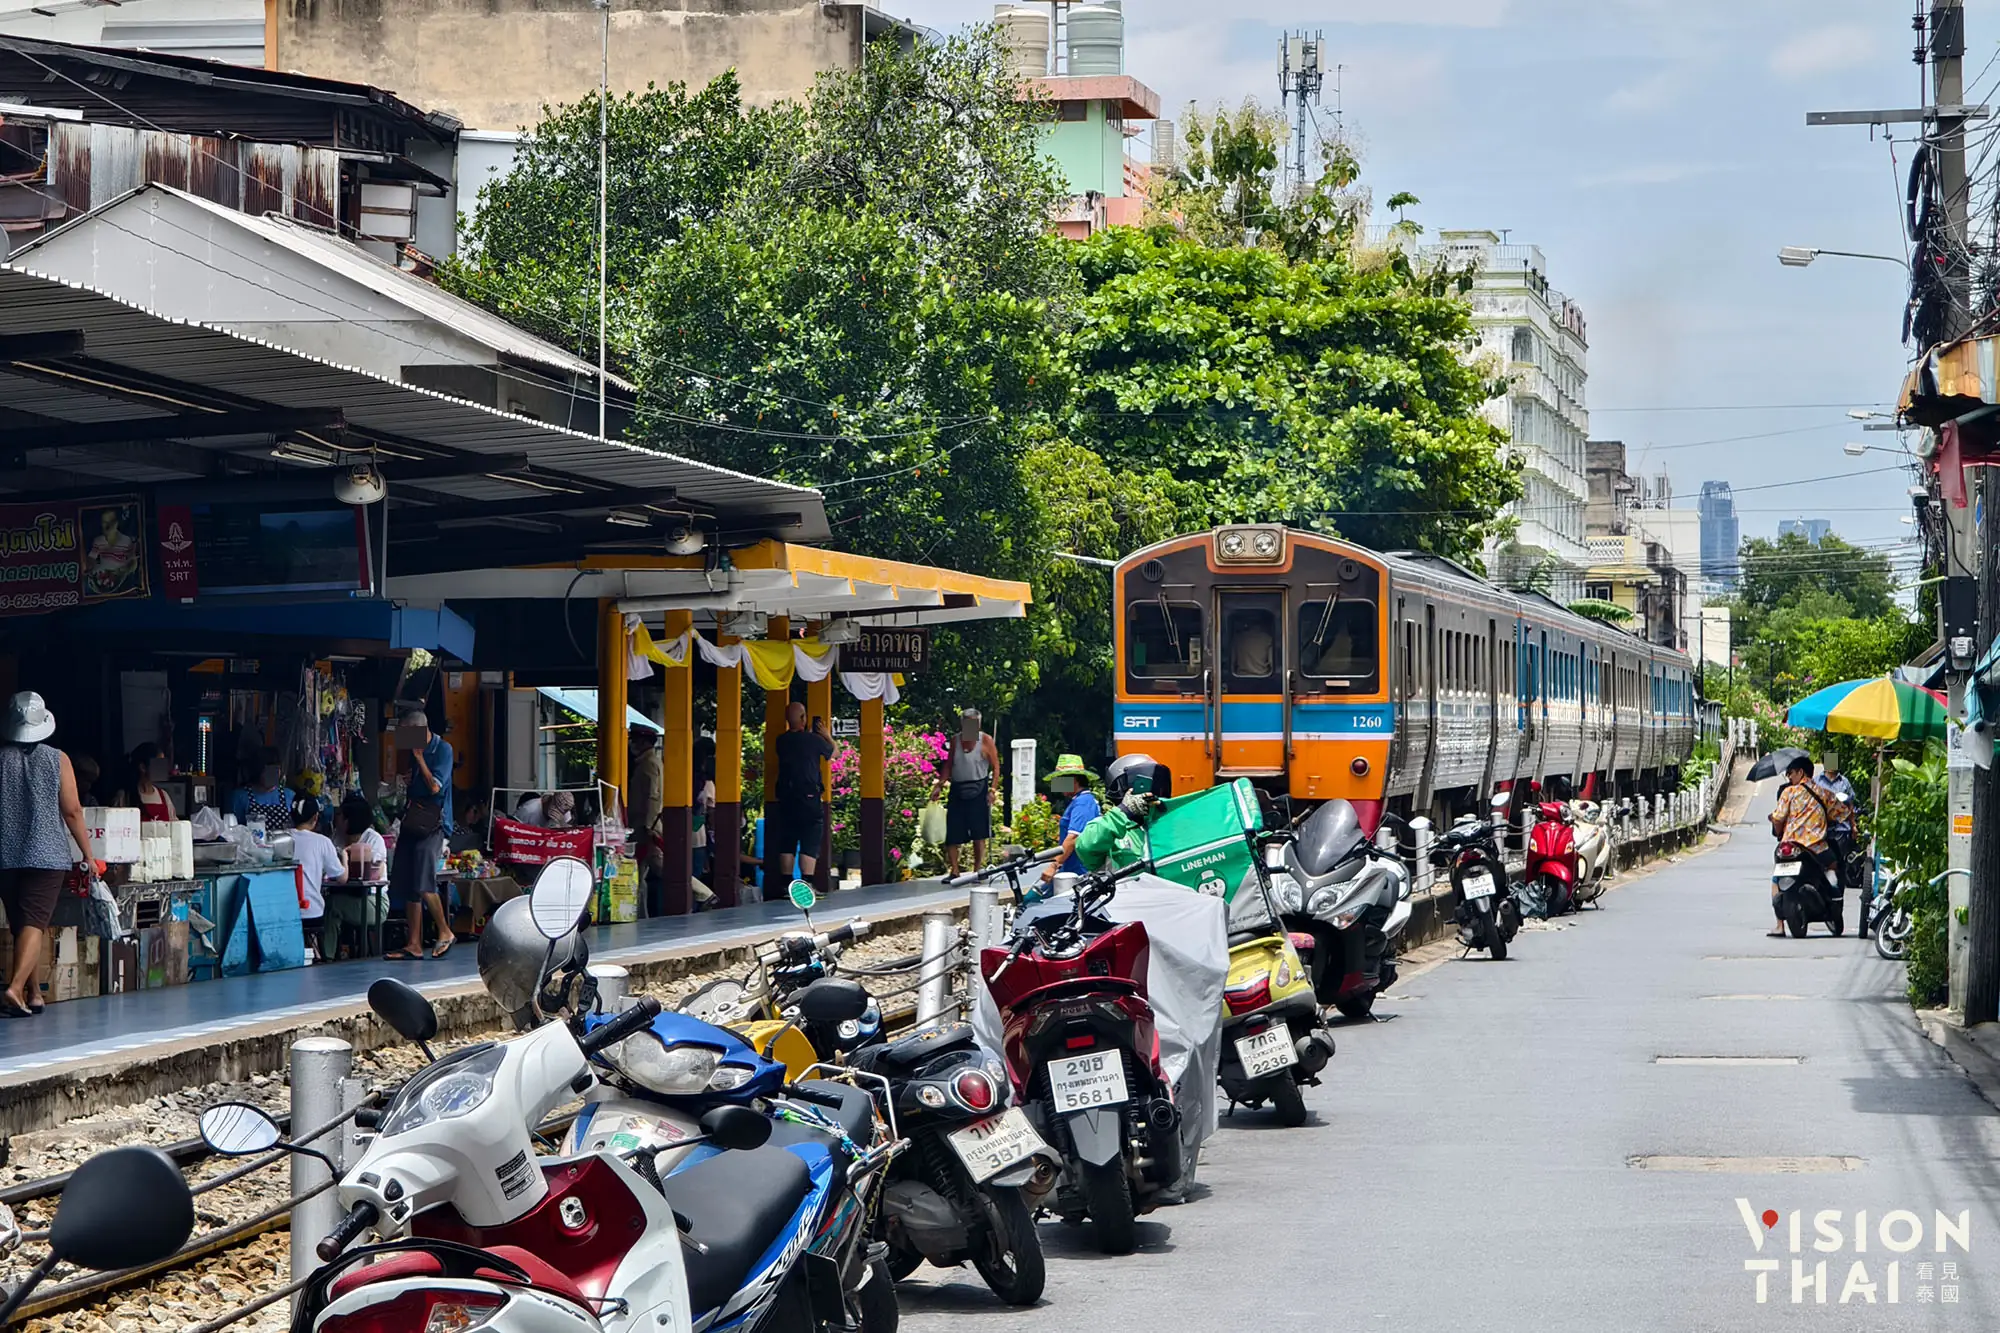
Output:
[897, 0, 1959, 572]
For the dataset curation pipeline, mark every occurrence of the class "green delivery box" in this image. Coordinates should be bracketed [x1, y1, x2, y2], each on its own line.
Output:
[1131, 779, 1264, 901]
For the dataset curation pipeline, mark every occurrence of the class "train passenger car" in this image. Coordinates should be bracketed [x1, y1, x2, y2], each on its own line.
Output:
[1112, 525, 1698, 832]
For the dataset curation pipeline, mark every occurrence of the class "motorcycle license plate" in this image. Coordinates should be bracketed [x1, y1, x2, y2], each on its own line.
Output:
[1047, 1051, 1129, 1112]
[1461, 870, 1497, 901]
[1774, 862, 1802, 878]
[1234, 1027, 1297, 1078]
[947, 1108, 1049, 1184]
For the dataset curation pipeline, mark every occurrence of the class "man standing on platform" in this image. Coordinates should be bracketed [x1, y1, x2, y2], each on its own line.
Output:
[934, 707, 1000, 877]
[773, 702, 834, 883]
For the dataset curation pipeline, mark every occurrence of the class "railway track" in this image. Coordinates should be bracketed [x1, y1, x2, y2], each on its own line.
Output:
[3, 948, 937, 1331]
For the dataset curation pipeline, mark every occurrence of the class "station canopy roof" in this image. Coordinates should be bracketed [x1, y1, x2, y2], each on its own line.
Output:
[0, 266, 828, 561]
[386, 541, 1031, 628]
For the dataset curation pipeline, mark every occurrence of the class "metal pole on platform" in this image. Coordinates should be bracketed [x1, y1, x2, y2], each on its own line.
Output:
[588, 963, 630, 1010]
[967, 884, 1003, 954]
[290, 1037, 352, 1314]
[916, 911, 957, 1024]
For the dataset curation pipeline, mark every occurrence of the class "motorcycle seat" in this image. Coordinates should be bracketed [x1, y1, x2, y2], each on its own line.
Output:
[661, 1146, 814, 1319]
[849, 1021, 977, 1075]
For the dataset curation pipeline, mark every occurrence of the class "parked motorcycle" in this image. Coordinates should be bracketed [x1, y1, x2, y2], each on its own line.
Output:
[1523, 800, 1584, 917]
[1262, 799, 1413, 1020]
[1214, 921, 1333, 1125]
[1566, 800, 1614, 906]
[848, 1020, 1051, 1304]
[1870, 871, 1912, 961]
[1773, 840, 1843, 938]
[979, 856, 1184, 1256]
[1432, 794, 1523, 959]
[677, 909, 881, 1078]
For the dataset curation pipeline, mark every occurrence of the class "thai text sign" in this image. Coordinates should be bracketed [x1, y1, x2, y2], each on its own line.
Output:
[840, 626, 930, 674]
[491, 816, 596, 866]
[0, 495, 148, 616]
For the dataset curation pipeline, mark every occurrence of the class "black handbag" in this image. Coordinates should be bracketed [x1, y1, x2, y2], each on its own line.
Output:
[401, 800, 443, 838]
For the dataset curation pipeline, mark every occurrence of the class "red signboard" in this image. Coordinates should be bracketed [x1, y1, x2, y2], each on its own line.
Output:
[491, 816, 595, 866]
[0, 495, 149, 617]
[157, 504, 198, 602]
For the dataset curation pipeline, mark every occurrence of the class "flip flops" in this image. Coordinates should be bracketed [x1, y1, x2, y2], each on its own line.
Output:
[384, 950, 420, 961]
[0, 995, 31, 1019]
[431, 937, 455, 959]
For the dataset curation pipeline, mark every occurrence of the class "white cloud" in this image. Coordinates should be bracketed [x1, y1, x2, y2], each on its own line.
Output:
[1577, 162, 1721, 188]
[1604, 66, 1686, 115]
[1769, 24, 1874, 81]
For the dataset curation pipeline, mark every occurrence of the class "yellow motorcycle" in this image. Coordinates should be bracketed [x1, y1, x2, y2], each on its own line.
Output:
[1218, 926, 1336, 1126]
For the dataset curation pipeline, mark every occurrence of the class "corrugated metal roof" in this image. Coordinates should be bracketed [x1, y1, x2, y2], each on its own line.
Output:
[15, 183, 634, 389]
[0, 263, 828, 538]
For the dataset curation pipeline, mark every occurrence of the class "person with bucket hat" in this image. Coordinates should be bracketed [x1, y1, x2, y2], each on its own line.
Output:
[0, 692, 98, 1017]
[1039, 753, 1102, 887]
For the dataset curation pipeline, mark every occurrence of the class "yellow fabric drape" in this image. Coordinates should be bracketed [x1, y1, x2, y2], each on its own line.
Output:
[629, 622, 834, 691]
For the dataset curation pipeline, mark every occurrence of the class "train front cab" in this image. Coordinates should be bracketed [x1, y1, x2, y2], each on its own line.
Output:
[1113, 528, 1393, 822]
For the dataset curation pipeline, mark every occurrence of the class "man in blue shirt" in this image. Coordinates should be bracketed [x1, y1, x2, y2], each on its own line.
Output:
[1039, 754, 1102, 891]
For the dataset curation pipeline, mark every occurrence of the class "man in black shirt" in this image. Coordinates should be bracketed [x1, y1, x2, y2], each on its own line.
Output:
[773, 701, 835, 881]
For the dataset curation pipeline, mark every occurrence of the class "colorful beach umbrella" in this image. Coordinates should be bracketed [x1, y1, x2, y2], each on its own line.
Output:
[1785, 677, 1949, 742]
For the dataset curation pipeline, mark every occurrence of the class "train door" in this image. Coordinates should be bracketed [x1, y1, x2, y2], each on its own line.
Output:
[1415, 601, 1439, 811]
[1388, 594, 1411, 784]
[1214, 588, 1285, 778]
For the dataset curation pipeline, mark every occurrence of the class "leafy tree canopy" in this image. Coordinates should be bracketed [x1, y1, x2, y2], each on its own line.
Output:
[1734, 532, 1898, 636]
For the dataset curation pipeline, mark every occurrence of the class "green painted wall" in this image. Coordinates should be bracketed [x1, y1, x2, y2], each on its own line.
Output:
[1038, 101, 1125, 198]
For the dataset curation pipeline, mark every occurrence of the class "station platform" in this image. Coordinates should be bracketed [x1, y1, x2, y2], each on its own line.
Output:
[0, 878, 964, 1084]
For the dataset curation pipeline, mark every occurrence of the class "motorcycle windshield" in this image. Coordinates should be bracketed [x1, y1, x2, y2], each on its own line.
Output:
[1294, 799, 1366, 877]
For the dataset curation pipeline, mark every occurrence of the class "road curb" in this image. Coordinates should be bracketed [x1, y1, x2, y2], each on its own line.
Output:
[1915, 1009, 2000, 1111]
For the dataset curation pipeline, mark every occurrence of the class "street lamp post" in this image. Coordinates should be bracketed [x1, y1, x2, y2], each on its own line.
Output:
[1777, 246, 1908, 268]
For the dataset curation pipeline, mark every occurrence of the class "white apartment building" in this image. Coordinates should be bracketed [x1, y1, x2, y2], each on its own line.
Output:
[1430, 230, 1593, 601]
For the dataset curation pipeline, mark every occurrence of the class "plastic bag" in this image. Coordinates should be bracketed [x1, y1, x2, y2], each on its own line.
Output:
[918, 802, 947, 847]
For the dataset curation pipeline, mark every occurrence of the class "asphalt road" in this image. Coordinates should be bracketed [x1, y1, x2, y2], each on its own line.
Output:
[900, 801, 2000, 1332]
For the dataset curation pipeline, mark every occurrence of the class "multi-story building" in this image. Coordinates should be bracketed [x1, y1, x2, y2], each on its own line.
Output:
[1777, 518, 1833, 546]
[1698, 481, 1741, 589]
[1582, 440, 1702, 653]
[998, 2, 1160, 238]
[1430, 230, 1593, 601]
[0, 0, 263, 62]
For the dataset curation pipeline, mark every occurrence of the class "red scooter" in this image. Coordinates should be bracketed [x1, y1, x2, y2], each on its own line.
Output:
[1524, 800, 1581, 918]
[979, 858, 1180, 1256]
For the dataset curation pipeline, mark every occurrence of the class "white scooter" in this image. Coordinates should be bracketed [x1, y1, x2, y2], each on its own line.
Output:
[1567, 800, 1614, 905]
[197, 864, 786, 1333]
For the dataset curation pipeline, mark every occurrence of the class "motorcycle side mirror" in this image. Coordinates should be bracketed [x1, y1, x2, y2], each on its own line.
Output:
[698, 1105, 773, 1153]
[797, 977, 870, 1026]
[367, 977, 440, 1060]
[0, 1145, 197, 1324]
[198, 1102, 283, 1155]
[1491, 791, 1511, 812]
[198, 1102, 339, 1174]
[532, 856, 595, 940]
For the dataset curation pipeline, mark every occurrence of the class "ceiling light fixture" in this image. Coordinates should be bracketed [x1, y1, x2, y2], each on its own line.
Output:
[605, 508, 653, 528]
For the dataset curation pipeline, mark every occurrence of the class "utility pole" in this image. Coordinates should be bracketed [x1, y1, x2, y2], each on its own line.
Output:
[1811, 2, 1992, 1021]
[1277, 33, 1324, 198]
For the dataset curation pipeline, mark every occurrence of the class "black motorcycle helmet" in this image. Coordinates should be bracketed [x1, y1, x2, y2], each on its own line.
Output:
[1106, 753, 1171, 803]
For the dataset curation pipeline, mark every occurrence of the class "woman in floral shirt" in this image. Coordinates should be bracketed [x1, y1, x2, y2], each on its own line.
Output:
[1766, 755, 1834, 937]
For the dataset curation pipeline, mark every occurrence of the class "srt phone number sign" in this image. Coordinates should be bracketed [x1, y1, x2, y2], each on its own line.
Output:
[840, 627, 930, 674]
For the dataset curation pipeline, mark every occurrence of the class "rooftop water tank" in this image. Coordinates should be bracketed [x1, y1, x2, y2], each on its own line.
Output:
[1065, 2, 1123, 76]
[995, 6, 1051, 79]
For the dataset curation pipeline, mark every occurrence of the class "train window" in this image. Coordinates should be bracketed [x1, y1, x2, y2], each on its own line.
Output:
[1127, 601, 1204, 681]
[1297, 600, 1379, 686]
[1221, 603, 1281, 691]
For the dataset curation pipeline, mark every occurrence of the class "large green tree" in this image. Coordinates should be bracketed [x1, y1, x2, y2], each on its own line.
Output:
[1061, 226, 1518, 562]
[1735, 532, 1898, 634]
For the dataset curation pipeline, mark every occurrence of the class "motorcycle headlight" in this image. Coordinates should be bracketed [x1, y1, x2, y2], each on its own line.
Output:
[380, 1046, 505, 1137]
[614, 1035, 722, 1095]
[1330, 905, 1365, 931]
[707, 1063, 755, 1092]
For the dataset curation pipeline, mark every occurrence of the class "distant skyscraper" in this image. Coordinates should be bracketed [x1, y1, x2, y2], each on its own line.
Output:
[1698, 481, 1739, 589]
[1777, 518, 1833, 546]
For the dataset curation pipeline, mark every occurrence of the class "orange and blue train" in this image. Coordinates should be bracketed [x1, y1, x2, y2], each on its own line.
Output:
[1112, 525, 1700, 833]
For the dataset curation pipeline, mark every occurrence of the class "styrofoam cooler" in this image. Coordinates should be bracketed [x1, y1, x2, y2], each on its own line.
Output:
[82, 807, 141, 863]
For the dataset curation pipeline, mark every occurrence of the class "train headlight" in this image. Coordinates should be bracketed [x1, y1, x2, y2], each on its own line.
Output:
[1351, 757, 1371, 776]
[1214, 525, 1285, 564]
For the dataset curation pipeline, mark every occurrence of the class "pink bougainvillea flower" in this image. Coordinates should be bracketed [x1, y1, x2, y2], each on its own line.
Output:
[890, 847, 901, 860]
[901, 808, 913, 817]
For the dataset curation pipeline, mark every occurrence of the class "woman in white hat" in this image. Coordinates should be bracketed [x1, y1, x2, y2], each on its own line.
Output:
[0, 692, 96, 1017]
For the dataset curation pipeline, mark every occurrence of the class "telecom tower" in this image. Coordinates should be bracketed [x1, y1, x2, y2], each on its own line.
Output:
[1277, 32, 1325, 195]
